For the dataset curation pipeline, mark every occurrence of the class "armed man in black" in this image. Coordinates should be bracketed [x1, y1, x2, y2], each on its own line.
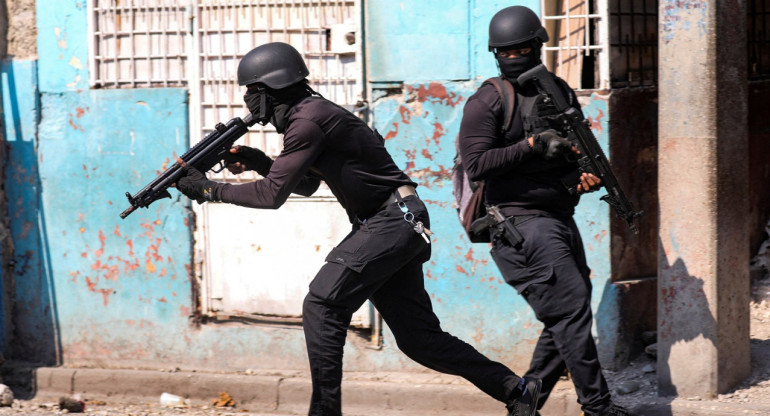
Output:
[175, 42, 541, 416]
[458, 6, 636, 416]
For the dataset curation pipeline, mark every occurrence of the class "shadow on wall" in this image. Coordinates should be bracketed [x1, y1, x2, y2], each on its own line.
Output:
[628, 242, 718, 415]
[1, 60, 61, 397]
[657, 248, 717, 397]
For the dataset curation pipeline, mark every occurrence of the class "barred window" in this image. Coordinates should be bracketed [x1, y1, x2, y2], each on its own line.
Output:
[608, 0, 658, 88]
[88, 0, 190, 88]
[541, 0, 658, 90]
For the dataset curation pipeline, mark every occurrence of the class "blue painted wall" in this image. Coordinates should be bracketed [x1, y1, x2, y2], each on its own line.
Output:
[2, 0, 615, 377]
[366, 0, 613, 369]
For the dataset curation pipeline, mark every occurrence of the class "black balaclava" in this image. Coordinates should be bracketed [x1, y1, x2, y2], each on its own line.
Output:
[244, 81, 314, 134]
[496, 42, 542, 81]
[243, 87, 273, 126]
[269, 81, 314, 134]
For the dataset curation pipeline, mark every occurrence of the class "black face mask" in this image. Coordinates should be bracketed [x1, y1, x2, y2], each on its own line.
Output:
[271, 103, 291, 134]
[244, 90, 273, 125]
[496, 48, 541, 80]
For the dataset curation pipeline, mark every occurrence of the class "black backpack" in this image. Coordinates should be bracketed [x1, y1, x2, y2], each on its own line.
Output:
[452, 77, 516, 243]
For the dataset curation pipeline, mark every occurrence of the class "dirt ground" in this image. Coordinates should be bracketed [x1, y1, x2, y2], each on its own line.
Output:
[604, 276, 770, 411]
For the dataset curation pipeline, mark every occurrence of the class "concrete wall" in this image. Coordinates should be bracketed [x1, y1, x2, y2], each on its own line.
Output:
[2, 0, 623, 379]
[0, 0, 38, 359]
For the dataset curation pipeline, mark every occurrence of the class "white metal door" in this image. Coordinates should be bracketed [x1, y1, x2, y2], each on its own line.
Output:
[189, 1, 370, 325]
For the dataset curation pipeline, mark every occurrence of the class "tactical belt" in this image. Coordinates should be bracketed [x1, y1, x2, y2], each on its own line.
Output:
[379, 185, 417, 209]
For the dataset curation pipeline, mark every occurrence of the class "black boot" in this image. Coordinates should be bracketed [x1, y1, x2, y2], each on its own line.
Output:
[506, 377, 542, 416]
[585, 403, 636, 416]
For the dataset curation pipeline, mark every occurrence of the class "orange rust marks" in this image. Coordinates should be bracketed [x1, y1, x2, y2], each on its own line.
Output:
[68, 112, 85, 131]
[158, 297, 168, 303]
[425, 269, 435, 280]
[472, 326, 485, 344]
[81, 252, 88, 258]
[421, 148, 433, 160]
[464, 247, 476, 262]
[159, 268, 168, 277]
[593, 229, 608, 243]
[95, 230, 106, 257]
[114, 225, 122, 237]
[184, 216, 190, 227]
[384, 122, 399, 140]
[147, 237, 164, 263]
[456, 265, 469, 275]
[431, 122, 445, 145]
[160, 157, 172, 172]
[180, 305, 191, 316]
[407, 82, 463, 107]
[154, 219, 161, 225]
[146, 260, 157, 273]
[126, 240, 134, 257]
[75, 107, 88, 118]
[85, 276, 113, 306]
[588, 108, 605, 133]
[79, 227, 86, 233]
[404, 165, 452, 189]
[91, 260, 120, 281]
[399, 105, 411, 124]
[315, 245, 321, 252]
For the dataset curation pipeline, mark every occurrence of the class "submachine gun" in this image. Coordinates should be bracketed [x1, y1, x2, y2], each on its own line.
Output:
[517, 64, 643, 234]
[120, 113, 257, 219]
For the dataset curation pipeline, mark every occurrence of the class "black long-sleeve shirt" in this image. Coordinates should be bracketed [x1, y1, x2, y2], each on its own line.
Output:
[458, 78, 581, 219]
[213, 96, 415, 222]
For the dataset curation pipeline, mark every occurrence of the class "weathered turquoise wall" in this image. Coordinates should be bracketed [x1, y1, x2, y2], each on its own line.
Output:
[366, 0, 613, 369]
[2, 0, 615, 377]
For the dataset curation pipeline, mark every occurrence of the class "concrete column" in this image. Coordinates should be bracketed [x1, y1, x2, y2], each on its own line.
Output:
[657, 0, 750, 397]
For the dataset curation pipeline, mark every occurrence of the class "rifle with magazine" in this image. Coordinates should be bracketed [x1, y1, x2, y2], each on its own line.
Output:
[517, 64, 643, 234]
[120, 113, 257, 219]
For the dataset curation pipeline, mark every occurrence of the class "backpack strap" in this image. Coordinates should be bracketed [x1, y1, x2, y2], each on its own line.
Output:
[483, 77, 516, 132]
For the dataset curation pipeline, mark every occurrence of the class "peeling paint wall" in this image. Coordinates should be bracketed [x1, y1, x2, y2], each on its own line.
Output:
[366, 0, 615, 371]
[2, 0, 622, 377]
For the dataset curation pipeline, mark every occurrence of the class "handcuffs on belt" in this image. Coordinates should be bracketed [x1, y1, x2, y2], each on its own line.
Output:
[391, 186, 433, 244]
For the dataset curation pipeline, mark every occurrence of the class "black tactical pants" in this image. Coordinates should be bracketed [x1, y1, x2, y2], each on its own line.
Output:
[303, 195, 520, 416]
[490, 215, 611, 415]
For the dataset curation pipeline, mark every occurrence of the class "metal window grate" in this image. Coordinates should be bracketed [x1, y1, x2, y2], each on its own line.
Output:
[749, 0, 770, 79]
[192, 0, 360, 184]
[541, 0, 609, 90]
[608, 0, 658, 88]
[88, 0, 191, 88]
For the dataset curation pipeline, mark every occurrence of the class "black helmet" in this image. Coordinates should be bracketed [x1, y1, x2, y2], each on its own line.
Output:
[237, 42, 310, 88]
[488, 6, 549, 51]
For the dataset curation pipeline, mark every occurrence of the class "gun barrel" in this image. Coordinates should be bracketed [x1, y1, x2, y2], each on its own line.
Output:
[120, 205, 137, 219]
[120, 114, 252, 219]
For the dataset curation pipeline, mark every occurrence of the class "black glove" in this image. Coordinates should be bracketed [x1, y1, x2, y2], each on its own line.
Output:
[176, 165, 218, 204]
[532, 129, 573, 160]
[221, 145, 273, 175]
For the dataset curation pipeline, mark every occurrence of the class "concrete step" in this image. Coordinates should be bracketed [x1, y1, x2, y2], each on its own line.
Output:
[2, 364, 769, 416]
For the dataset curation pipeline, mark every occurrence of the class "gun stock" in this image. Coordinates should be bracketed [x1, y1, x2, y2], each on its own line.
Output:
[517, 65, 643, 233]
[120, 113, 256, 219]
